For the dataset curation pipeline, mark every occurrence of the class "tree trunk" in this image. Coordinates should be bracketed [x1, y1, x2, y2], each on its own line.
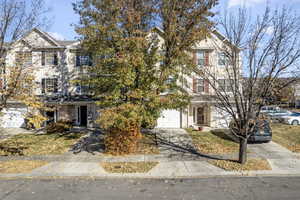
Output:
[238, 138, 247, 164]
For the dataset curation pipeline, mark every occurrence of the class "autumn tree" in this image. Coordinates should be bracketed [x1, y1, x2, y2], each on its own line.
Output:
[0, 0, 50, 128]
[203, 7, 300, 164]
[263, 78, 296, 106]
[74, 0, 218, 154]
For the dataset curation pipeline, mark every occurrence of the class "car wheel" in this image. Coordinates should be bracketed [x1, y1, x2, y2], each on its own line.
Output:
[291, 120, 299, 125]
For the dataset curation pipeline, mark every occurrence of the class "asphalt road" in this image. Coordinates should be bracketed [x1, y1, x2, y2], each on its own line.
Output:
[1, 176, 300, 200]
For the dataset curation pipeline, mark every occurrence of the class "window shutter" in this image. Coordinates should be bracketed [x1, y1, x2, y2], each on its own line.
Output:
[41, 51, 45, 66]
[193, 77, 197, 93]
[204, 79, 209, 93]
[41, 79, 45, 94]
[76, 55, 80, 66]
[205, 51, 209, 66]
[193, 51, 197, 65]
[88, 55, 93, 66]
[53, 52, 58, 65]
[54, 78, 58, 93]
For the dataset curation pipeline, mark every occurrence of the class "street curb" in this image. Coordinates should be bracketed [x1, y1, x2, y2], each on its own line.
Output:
[1, 172, 300, 180]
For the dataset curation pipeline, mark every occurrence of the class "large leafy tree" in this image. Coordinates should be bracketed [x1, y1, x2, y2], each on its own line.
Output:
[74, 0, 218, 154]
[0, 0, 50, 128]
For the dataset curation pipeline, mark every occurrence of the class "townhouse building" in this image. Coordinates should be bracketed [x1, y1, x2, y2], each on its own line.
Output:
[1, 28, 98, 128]
[0, 28, 240, 129]
[156, 29, 241, 129]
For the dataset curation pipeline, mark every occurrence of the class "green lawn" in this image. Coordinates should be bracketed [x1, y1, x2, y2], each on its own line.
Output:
[271, 123, 300, 153]
[186, 128, 239, 154]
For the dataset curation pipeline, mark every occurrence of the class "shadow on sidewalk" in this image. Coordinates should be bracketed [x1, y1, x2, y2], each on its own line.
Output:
[144, 129, 235, 162]
[69, 128, 236, 162]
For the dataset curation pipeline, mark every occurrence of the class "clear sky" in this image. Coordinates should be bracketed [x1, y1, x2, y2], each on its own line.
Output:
[45, 0, 300, 41]
[44, 0, 79, 41]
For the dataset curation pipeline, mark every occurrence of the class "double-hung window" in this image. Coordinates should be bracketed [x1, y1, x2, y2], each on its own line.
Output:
[41, 51, 58, 66]
[197, 79, 204, 93]
[196, 50, 205, 66]
[76, 54, 92, 66]
[15, 52, 32, 66]
[218, 79, 226, 91]
[218, 79, 232, 92]
[218, 52, 227, 66]
[75, 83, 90, 94]
[41, 78, 58, 93]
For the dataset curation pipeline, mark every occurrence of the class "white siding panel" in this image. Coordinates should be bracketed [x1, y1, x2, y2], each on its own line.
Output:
[0, 108, 27, 128]
[156, 109, 180, 128]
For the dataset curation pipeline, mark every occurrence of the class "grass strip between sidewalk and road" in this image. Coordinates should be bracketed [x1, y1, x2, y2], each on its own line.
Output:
[0, 160, 48, 173]
[209, 158, 271, 171]
[271, 123, 300, 153]
[100, 162, 159, 173]
[0, 132, 84, 156]
[186, 128, 239, 154]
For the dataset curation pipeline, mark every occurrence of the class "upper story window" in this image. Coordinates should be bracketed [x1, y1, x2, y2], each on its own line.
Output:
[41, 78, 58, 94]
[75, 83, 90, 95]
[193, 78, 209, 93]
[196, 50, 205, 66]
[76, 54, 92, 66]
[196, 79, 204, 93]
[165, 76, 176, 85]
[15, 52, 32, 66]
[42, 51, 58, 66]
[218, 52, 227, 66]
[218, 79, 232, 92]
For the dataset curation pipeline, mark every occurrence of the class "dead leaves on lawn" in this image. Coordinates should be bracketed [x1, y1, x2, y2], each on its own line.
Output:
[0, 160, 48, 173]
[100, 162, 158, 173]
[209, 158, 272, 171]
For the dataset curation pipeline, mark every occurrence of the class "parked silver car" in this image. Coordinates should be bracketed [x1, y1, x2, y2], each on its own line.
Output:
[266, 109, 292, 121]
[260, 106, 280, 114]
[281, 112, 300, 125]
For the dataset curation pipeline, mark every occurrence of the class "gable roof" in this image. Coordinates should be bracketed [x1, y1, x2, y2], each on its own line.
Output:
[10, 28, 78, 50]
[33, 28, 61, 47]
[152, 26, 240, 51]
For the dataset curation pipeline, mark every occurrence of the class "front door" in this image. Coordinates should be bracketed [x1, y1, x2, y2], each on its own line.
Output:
[197, 107, 205, 125]
[46, 111, 55, 125]
[78, 106, 87, 126]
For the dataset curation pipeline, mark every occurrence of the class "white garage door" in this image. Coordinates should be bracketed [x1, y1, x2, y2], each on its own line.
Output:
[156, 109, 181, 128]
[0, 107, 27, 128]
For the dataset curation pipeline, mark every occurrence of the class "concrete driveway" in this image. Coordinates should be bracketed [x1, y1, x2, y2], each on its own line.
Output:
[248, 141, 298, 159]
[248, 141, 300, 172]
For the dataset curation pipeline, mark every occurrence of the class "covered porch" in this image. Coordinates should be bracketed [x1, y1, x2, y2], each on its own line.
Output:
[44, 101, 99, 128]
[187, 103, 212, 128]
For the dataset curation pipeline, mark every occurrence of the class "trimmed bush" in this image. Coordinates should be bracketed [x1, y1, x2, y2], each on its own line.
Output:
[45, 120, 73, 133]
[98, 104, 143, 155]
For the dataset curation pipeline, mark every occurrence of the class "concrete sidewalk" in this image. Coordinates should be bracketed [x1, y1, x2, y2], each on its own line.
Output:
[1, 128, 300, 179]
[0, 154, 300, 179]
